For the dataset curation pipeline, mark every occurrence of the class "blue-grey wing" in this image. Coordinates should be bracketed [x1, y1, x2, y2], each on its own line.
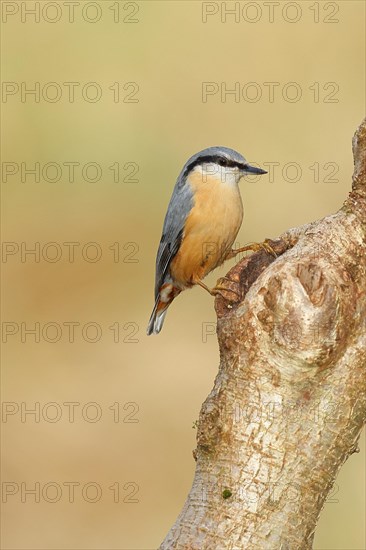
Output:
[154, 177, 194, 299]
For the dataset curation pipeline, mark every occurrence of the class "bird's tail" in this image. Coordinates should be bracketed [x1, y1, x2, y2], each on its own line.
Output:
[146, 298, 169, 335]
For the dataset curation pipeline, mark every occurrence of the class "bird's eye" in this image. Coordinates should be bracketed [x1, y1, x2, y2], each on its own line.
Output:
[220, 158, 229, 167]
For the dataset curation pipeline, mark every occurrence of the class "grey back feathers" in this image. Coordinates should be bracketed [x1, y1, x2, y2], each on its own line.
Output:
[154, 175, 193, 299]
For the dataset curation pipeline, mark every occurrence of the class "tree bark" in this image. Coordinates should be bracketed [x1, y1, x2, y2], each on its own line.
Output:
[160, 118, 366, 550]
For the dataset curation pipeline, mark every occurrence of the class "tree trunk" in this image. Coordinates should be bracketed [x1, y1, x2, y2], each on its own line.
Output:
[160, 118, 366, 550]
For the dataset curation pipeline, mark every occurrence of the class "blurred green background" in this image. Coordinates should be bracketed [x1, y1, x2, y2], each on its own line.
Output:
[1, 1, 365, 548]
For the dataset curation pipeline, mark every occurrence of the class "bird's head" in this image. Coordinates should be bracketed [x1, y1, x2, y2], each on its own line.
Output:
[182, 146, 267, 186]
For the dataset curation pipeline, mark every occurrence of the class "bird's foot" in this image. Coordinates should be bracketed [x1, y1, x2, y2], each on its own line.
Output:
[211, 277, 241, 300]
[196, 278, 240, 300]
[229, 239, 277, 259]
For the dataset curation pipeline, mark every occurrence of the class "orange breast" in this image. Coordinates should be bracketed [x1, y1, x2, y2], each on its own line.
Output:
[170, 171, 243, 287]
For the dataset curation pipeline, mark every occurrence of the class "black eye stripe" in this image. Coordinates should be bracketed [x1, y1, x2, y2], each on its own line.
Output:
[184, 155, 244, 176]
[217, 158, 233, 167]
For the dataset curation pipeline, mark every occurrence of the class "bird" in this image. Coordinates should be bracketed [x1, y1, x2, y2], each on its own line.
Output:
[147, 146, 268, 335]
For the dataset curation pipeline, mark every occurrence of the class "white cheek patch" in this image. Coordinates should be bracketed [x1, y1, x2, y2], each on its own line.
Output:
[195, 164, 239, 186]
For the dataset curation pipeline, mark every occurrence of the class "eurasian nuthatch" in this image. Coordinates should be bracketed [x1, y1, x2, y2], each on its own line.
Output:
[147, 147, 267, 335]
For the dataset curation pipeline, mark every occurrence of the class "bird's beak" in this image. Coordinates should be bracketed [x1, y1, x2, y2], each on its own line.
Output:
[242, 163, 267, 175]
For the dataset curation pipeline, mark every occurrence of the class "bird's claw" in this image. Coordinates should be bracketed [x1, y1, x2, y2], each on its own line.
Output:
[231, 239, 277, 258]
[212, 277, 241, 299]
